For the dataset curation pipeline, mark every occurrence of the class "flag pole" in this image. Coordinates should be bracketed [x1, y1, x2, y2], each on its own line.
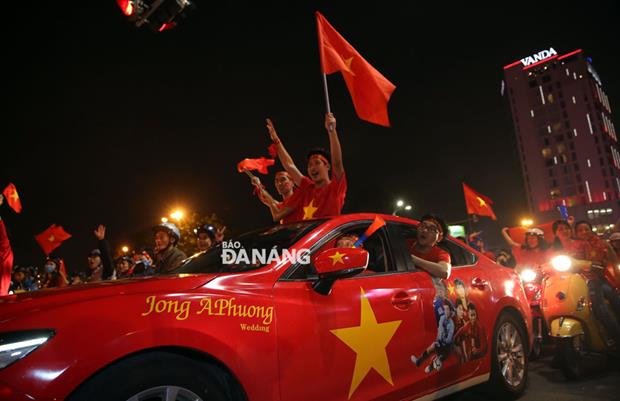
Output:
[322, 73, 332, 114]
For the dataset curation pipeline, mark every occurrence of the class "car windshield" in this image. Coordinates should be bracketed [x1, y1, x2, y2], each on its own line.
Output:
[168, 220, 326, 274]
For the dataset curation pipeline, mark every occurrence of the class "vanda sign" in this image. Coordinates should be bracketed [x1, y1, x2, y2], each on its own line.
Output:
[521, 48, 557, 66]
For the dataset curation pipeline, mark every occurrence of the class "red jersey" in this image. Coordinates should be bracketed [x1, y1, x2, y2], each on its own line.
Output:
[407, 240, 451, 264]
[285, 173, 347, 220]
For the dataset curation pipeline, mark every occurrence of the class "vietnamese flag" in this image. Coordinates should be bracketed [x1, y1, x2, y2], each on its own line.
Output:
[316, 11, 396, 127]
[2, 183, 22, 214]
[507, 221, 556, 246]
[237, 157, 275, 175]
[34, 225, 72, 256]
[463, 183, 497, 220]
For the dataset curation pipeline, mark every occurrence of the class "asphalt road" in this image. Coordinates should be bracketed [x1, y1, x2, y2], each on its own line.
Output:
[444, 347, 620, 401]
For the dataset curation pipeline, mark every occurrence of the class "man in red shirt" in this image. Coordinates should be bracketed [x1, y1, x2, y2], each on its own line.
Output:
[251, 171, 302, 224]
[408, 214, 452, 279]
[266, 113, 346, 222]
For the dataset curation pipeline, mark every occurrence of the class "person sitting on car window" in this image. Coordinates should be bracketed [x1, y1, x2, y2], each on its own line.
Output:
[154, 222, 187, 273]
[251, 171, 300, 224]
[408, 214, 451, 279]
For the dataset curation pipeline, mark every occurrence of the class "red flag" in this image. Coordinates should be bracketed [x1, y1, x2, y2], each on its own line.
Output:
[2, 183, 22, 213]
[316, 11, 396, 127]
[268, 143, 279, 159]
[237, 157, 275, 175]
[463, 183, 497, 220]
[34, 225, 72, 256]
[507, 221, 555, 245]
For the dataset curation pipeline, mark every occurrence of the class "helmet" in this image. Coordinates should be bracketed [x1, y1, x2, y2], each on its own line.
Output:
[154, 222, 181, 243]
[525, 228, 544, 237]
[194, 224, 216, 241]
[115, 255, 134, 265]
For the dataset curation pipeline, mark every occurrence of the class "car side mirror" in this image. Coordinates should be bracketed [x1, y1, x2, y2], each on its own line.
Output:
[312, 247, 369, 296]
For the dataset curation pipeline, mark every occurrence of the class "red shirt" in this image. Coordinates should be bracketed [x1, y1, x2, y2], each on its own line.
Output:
[278, 194, 304, 224]
[285, 173, 347, 220]
[407, 240, 451, 264]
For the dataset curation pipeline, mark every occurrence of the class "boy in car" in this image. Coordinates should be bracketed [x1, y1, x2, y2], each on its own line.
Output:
[408, 214, 452, 279]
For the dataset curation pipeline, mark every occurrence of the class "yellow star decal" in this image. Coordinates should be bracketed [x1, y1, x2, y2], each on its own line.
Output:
[476, 196, 487, 207]
[329, 251, 346, 265]
[48, 235, 55, 242]
[331, 288, 402, 399]
[447, 283, 455, 296]
[303, 199, 318, 220]
[342, 56, 356, 76]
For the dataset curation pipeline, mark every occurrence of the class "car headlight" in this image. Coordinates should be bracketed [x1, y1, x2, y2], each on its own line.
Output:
[0, 329, 55, 369]
[520, 268, 537, 283]
[551, 255, 572, 272]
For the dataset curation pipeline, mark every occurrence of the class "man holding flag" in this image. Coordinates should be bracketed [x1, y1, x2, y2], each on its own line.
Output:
[267, 114, 347, 222]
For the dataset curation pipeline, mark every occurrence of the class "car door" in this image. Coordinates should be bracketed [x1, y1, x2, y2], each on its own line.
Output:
[387, 222, 493, 390]
[272, 221, 435, 401]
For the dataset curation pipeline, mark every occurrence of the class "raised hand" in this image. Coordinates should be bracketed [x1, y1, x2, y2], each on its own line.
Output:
[266, 118, 280, 143]
[216, 226, 226, 243]
[94, 224, 106, 241]
[325, 112, 336, 133]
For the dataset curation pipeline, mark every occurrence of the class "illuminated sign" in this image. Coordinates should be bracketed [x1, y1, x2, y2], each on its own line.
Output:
[521, 48, 557, 66]
[448, 225, 466, 239]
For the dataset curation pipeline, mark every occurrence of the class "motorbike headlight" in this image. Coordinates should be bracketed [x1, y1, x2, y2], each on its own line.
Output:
[0, 329, 55, 369]
[551, 255, 572, 272]
[520, 268, 537, 283]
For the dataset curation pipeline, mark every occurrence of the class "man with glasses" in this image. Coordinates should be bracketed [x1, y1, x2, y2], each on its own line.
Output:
[408, 214, 451, 279]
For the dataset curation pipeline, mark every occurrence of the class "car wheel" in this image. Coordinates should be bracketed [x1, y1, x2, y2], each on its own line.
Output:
[488, 312, 528, 398]
[67, 350, 233, 401]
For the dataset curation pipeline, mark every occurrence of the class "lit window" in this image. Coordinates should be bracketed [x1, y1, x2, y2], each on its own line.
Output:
[587, 159, 591, 167]
[553, 156, 558, 164]
[573, 128, 578, 137]
[542, 148, 553, 158]
[603, 192, 608, 200]
[547, 125, 552, 133]
[587, 113, 594, 134]
[539, 86, 545, 105]
[530, 109, 535, 117]
[573, 72, 577, 80]
[565, 68, 570, 76]
[572, 96, 576, 104]
[585, 180, 592, 203]
[607, 208, 613, 213]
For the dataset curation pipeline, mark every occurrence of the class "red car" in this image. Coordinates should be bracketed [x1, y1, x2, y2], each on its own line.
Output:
[0, 213, 531, 401]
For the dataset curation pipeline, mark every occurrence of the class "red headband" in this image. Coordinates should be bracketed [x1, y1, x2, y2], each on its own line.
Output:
[309, 154, 330, 166]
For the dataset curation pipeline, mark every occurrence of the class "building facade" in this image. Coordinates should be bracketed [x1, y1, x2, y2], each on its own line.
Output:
[503, 48, 618, 232]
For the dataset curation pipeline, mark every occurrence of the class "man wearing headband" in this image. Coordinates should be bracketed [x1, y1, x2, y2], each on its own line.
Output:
[266, 113, 346, 222]
[408, 214, 451, 279]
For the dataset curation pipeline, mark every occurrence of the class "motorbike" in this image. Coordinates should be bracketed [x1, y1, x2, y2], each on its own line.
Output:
[519, 267, 545, 359]
[541, 255, 619, 379]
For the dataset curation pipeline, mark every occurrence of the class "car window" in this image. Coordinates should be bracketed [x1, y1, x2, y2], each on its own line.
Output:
[170, 220, 325, 274]
[283, 221, 394, 280]
[388, 223, 477, 270]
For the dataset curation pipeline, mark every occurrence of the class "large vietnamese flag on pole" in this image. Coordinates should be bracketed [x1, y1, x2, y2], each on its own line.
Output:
[316, 11, 396, 127]
[463, 183, 497, 220]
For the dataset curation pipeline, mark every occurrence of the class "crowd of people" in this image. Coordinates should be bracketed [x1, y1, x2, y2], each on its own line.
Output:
[2, 112, 619, 348]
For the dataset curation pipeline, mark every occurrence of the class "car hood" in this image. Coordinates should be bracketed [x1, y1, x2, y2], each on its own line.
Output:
[0, 274, 218, 321]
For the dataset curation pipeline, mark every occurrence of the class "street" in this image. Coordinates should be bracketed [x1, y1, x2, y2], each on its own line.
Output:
[446, 348, 620, 401]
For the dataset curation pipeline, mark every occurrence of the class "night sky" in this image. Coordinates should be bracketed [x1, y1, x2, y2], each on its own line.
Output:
[2, 1, 619, 271]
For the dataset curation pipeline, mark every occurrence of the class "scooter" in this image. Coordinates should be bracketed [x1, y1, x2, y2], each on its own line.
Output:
[519, 267, 545, 359]
[541, 255, 619, 379]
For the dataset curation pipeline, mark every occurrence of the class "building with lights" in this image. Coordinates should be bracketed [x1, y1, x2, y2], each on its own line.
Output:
[503, 48, 618, 232]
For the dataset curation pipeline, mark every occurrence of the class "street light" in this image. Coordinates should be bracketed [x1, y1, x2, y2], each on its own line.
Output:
[161, 217, 168, 223]
[121, 246, 130, 253]
[393, 200, 413, 216]
[170, 210, 184, 221]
